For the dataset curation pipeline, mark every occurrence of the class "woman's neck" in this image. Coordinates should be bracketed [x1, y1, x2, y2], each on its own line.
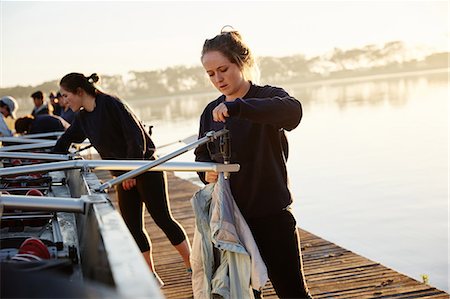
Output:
[225, 80, 251, 102]
[82, 94, 97, 112]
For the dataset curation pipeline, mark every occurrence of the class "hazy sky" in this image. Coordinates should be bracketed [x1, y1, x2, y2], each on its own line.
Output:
[0, 1, 448, 88]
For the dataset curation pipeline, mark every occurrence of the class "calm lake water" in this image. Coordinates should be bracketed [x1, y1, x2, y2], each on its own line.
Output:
[14, 70, 448, 292]
[129, 70, 448, 292]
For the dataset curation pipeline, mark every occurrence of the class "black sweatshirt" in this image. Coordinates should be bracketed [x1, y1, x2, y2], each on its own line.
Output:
[53, 93, 154, 175]
[194, 83, 302, 219]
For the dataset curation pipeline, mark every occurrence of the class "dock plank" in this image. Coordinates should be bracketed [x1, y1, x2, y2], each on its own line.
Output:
[95, 170, 448, 299]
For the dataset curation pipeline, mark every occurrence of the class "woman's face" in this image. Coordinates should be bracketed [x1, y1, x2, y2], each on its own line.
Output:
[60, 87, 82, 112]
[202, 50, 248, 100]
[0, 105, 8, 117]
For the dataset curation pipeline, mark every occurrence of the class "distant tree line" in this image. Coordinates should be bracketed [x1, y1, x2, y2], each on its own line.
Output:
[2, 41, 448, 106]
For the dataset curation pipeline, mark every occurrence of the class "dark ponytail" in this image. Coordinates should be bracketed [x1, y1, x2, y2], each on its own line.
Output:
[60, 73, 100, 97]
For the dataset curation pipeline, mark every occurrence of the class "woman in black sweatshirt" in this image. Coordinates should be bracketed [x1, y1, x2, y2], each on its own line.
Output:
[53, 73, 191, 286]
[194, 29, 312, 298]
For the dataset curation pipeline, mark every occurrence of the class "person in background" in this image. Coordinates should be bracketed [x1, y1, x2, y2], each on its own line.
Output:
[57, 92, 75, 124]
[0, 96, 18, 137]
[53, 72, 191, 287]
[15, 114, 69, 137]
[49, 92, 62, 116]
[31, 90, 53, 116]
[194, 27, 312, 299]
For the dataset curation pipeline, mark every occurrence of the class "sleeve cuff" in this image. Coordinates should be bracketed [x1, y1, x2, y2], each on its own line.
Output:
[224, 99, 241, 117]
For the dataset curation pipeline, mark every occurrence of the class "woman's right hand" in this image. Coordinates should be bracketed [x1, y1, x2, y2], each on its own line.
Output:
[205, 171, 218, 183]
[212, 103, 230, 123]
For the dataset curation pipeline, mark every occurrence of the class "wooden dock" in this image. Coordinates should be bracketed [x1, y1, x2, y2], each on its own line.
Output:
[96, 171, 449, 299]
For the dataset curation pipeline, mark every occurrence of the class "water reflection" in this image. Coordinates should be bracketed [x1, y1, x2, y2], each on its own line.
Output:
[286, 71, 447, 111]
[128, 93, 216, 124]
[15, 71, 447, 121]
[129, 74, 435, 121]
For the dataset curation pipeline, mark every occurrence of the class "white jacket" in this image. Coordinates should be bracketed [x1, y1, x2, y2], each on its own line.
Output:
[190, 174, 268, 299]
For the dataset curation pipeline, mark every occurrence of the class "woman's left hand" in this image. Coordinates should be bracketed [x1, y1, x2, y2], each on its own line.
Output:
[122, 178, 137, 190]
[212, 103, 229, 122]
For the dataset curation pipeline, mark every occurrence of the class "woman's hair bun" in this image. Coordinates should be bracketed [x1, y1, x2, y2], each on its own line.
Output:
[87, 73, 100, 83]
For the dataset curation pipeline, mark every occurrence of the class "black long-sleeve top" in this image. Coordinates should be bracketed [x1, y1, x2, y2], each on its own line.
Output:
[53, 93, 154, 175]
[194, 83, 302, 219]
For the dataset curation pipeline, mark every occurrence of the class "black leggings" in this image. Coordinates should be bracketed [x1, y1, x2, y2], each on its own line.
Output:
[116, 171, 187, 252]
[246, 209, 312, 299]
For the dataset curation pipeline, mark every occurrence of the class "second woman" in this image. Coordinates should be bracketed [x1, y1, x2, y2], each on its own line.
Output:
[53, 72, 191, 286]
